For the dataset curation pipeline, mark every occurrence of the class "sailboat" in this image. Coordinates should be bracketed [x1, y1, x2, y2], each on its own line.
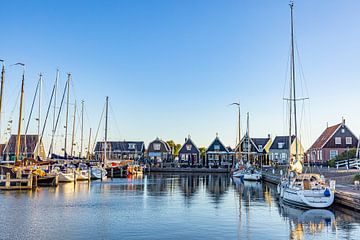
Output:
[233, 112, 261, 181]
[277, 2, 334, 208]
[91, 96, 108, 180]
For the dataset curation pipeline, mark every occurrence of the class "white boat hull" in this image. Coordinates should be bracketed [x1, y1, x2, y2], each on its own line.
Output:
[282, 187, 334, 208]
[91, 167, 107, 180]
[58, 172, 75, 182]
[243, 173, 262, 181]
[76, 170, 89, 181]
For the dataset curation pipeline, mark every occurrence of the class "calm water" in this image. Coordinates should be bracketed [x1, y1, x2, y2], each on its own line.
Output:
[1, 174, 360, 240]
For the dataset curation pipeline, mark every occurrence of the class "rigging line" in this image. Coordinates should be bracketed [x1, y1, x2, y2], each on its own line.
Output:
[24, 76, 40, 134]
[295, 40, 310, 99]
[48, 79, 68, 157]
[92, 102, 106, 154]
[109, 102, 122, 140]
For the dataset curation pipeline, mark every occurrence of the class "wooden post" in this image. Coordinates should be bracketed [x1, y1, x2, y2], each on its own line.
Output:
[111, 167, 113, 179]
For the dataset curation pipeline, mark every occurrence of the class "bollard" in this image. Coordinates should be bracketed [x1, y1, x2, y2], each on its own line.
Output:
[111, 167, 114, 179]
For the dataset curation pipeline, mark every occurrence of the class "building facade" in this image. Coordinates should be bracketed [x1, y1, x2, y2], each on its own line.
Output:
[269, 135, 304, 164]
[234, 134, 272, 165]
[307, 120, 359, 164]
[147, 138, 172, 164]
[206, 135, 232, 167]
[178, 136, 201, 166]
[94, 141, 145, 161]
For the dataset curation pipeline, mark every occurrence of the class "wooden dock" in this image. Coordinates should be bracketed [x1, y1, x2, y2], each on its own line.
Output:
[0, 173, 33, 190]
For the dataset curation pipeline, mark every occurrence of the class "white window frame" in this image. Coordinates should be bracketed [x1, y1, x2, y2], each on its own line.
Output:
[335, 137, 341, 145]
[346, 137, 352, 145]
[153, 143, 161, 151]
[330, 150, 338, 159]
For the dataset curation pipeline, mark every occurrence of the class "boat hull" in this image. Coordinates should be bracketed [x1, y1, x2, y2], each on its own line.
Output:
[91, 167, 107, 180]
[282, 187, 334, 208]
[38, 175, 59, 187]
[58, 172, 75, 182]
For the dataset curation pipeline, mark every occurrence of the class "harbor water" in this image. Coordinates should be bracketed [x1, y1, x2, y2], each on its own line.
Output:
[1, 173, 360, 240]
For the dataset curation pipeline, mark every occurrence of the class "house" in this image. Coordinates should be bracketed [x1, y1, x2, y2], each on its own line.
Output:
[307, 119, 359, 164]
[178, 136, 201, 166]
[235, 134, 272, 165]
[147, 138, 172, 164]
[2, 134, 46, 161]
[94, 141, 145, 161]
[269, 135, 304, 164]
[206, 135, 231, 167]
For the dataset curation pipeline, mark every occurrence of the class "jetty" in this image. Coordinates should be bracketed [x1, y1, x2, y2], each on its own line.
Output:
[262, 167, 360, 211]
[149, 167, 230, 174]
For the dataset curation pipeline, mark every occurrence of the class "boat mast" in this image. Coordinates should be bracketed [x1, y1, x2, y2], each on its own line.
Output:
[80, 100, 84, 158]
[0, 60, 4, 140]
[64, 73, 71, 158]
[70, 101, 76, 157]
[15, 63, 25, 164]
[247, 112, 250, 164]
[37, 74, 42, 158]
[289, 1, 299, 162]
[104, 96, 109, 166]
[51, 69, 59, 157]
[87, 128, 92, 160]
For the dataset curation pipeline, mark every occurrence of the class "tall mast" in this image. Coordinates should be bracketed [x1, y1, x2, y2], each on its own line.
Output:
[289, 1, 298, 162]
[247, 112, 250, 163]
[0, 60, 5, 140]
[104, 96, 109, 166]
[37, 74, 42, 157]
[87, 128, 92, 160]
[15, 63, 25, 163]
[64, 73, 71, 158]
[51, 69, 59, 157]
[70, 101, 76, 157]
[80, 100, 84, 158]
[238, 103, 241, 161]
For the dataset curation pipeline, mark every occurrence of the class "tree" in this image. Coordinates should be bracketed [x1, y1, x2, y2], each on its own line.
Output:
[166, 140, 181, 156]
[199, 147, 206, 160]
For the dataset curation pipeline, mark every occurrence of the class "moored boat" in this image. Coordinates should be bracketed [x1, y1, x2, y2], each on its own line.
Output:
[90, 166, 107, 180]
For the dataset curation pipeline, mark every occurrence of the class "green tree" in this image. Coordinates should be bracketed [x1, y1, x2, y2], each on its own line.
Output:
[166, 140, 182, 156]
[328, 148, 357, 167]
[199, 147, 206, 160]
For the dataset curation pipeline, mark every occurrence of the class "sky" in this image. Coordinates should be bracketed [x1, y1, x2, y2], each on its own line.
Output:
[1, 0, 360, 155]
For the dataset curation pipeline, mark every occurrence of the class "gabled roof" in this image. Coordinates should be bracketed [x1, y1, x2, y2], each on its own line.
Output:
[235, 135, 271, 153]
[270, 135, 296, 150]
[4, 134, 41, 153]
[179, 137, 200, 154]
[309, 123, 341, 150]
[206, 136, 228, 153]
[147, 138, 171, 153]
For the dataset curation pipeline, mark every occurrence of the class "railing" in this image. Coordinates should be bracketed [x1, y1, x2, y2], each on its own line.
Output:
[336, 158, 360, 169]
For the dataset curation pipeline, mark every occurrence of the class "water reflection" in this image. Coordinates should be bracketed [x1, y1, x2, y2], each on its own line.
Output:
[0, 173, 360, 240]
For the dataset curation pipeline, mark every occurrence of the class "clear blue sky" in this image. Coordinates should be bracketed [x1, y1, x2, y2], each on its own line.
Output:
[1, 0, 360, 154]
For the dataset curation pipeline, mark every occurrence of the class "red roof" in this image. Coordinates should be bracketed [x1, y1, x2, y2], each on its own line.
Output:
[309, 123, 341, 149]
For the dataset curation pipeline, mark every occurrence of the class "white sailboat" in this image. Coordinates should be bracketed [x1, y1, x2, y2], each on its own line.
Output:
[278, 2, 334, 208]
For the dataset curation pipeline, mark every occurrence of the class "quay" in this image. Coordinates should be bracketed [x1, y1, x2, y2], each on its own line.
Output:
[262, 168, 360, 211]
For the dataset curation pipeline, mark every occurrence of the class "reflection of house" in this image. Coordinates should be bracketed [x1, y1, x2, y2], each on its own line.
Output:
[147, 138, 172, 163]
[269, 135, 304, 164]
[94, 141, 145, 161]
[306, 119, 358, 164]
[178, 136, 201, 166]
[206, 135, 231, 167]
[235, 134, 272, 164]
[2, 134, 46, 161]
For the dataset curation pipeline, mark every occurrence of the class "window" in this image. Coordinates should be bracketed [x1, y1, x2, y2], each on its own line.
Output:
[341, 129, 345, 133]
[335, 137, 341, 145]
[330, 150, 338, 159]
[346, 137, 352, 145]
[153, 143, 161, 151]
[278, 142, 284, 149]
[214, 145, 220, 151]
[258, 145, 263, 152]
[186, 144, 192, 151]
[281, 153, 287, 160]
[319, 150, 323, 161]
[128, 143, 136, 150]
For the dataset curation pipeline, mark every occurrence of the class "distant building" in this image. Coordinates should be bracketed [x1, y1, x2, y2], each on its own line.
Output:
[235, 134, 272, 164]
[147, 138, 172, 164]
[178, 136, 201, 166]
[307, 119, 359, 164]
[94, 141, 145, 161]
[2, 134, 46, 161]
[269, 135, 304, 164]
[206, 135, 231, 167]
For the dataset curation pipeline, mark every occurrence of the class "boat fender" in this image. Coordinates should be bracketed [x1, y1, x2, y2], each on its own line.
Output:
[324, 188, 331, 197]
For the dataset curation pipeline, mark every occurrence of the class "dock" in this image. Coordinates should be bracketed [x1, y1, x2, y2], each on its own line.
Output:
[262, 168, 360, 211]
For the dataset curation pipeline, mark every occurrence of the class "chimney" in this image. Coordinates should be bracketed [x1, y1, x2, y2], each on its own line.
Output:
[342, 117, 345, 126]
[268, 134, 271, 139]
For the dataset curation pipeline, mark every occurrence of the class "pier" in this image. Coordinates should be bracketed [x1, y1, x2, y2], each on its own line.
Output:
[262, 168, 360, 211]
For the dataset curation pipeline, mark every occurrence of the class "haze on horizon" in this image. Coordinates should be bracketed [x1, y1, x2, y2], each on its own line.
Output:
[1, 0, 359, 154]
